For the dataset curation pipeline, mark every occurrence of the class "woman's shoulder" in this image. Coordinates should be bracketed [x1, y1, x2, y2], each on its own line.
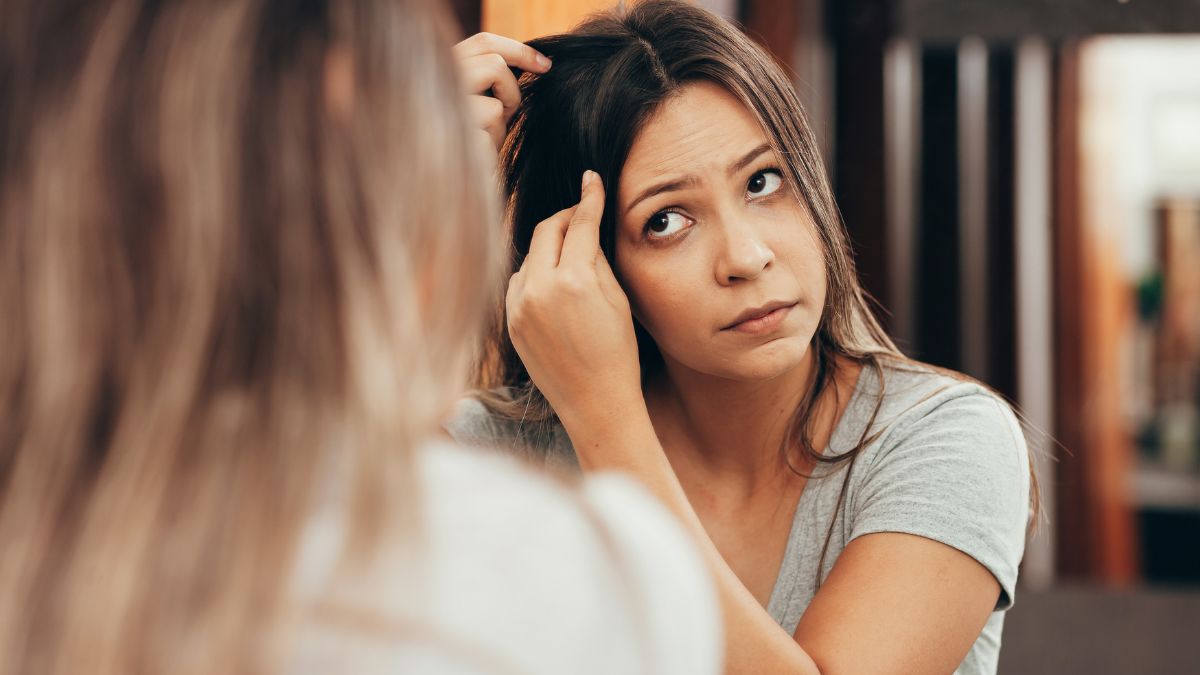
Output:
[842, 360, 1033, 611]
[443, 394, 518, 445]
[444, 392, 579, 469]
[844, 358, 1031, 511]
[862, 358, 1024, 444]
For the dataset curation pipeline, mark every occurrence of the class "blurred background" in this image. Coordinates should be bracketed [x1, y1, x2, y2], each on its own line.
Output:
[446, 0, 1200, 673]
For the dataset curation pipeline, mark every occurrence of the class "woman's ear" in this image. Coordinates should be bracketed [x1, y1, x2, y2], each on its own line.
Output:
[323, 46, 355, 120]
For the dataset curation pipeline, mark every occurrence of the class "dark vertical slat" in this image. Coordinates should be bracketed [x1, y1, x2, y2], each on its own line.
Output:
[987, 46, 1017, 401]
[449, 0, 482, 35]
[916, 47, 960, 370]
[828, 0, 892, 331]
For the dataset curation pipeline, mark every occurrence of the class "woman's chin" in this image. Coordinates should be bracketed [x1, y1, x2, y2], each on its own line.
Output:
[678, 336, 813, 383]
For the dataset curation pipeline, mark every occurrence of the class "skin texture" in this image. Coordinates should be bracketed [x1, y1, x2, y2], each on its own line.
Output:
[472, 40, 1003, 673]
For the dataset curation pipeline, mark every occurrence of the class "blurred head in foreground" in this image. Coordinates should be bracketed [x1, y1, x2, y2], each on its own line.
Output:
[0, 0, 498, 672]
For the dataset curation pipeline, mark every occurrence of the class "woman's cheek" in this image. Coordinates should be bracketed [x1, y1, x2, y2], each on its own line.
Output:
[618, 270, 658, 334]
[633, 271, 701, 352]
[618, 258, 673, 338]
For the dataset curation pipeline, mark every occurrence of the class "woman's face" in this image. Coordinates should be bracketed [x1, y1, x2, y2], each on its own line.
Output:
[614, 81, 827, 381]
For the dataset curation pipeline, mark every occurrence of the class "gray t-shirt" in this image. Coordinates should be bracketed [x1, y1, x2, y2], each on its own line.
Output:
[446, 361, 1032, 675]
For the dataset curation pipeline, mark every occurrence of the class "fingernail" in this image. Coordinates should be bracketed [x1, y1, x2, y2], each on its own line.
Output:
[582, 170, 595, 189]
[536, 53, 552, 70]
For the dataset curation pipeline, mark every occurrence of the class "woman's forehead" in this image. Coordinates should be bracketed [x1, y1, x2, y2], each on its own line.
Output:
[619, 82, 769, 200]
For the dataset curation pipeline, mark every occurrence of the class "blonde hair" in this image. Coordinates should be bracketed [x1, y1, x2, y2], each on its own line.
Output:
[0, 0, 500, 673]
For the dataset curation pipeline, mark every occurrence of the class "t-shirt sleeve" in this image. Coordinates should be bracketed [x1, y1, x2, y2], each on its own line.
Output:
[443, 397, 512, 448]
[848, 389, 1031, 611]
[443, 396, 580, 471]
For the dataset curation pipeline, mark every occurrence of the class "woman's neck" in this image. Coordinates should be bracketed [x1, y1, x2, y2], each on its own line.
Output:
[644, 348, 861, 495]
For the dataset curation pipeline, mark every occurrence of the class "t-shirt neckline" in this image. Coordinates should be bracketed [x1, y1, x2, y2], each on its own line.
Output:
[764, 361, 878, 623]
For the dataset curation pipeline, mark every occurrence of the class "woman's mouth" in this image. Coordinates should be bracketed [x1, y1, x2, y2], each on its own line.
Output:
[722, 301, 798, 335]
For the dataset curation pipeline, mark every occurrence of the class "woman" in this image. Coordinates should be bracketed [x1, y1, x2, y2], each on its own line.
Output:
[0, 1, 720, 673]
[450, 2, 1038, 673]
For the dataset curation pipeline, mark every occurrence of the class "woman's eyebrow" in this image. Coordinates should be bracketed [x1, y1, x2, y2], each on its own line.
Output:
[623, 175, 701, 218]
[727, 142, 771, 177]
[622, 142, 773, 218]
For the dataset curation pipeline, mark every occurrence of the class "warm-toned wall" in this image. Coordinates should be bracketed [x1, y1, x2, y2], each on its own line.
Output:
[481, 0, 617, 42]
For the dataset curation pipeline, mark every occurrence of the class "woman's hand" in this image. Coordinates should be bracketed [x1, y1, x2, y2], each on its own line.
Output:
[505, 171, 642, 429]
[454, 32, 551, 151]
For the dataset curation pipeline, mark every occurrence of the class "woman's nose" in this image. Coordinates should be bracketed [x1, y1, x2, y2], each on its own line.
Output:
[714, 219, 774, 285]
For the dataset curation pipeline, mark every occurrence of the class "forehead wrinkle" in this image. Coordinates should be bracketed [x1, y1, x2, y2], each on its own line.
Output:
[619, 84, 770, 211]
[629, 126, 712, 182]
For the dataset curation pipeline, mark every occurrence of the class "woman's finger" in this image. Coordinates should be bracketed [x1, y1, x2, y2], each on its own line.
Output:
[505, 270, 525, 311]
[454, 32, 551, 75]
[466, 95, 505, 149]
[523, 205, 578, 271]
[594, 250, 628, 307]
[459, 56, 521, 128]
[460, 53, 522, 118]
[559, 171, 606, 267]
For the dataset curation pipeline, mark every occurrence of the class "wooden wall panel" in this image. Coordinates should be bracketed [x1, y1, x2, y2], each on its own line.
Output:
[741, 0, 799, 72]
[1052, 42, 1138, 584]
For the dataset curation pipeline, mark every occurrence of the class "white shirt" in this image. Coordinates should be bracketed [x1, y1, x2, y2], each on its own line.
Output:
[289, 441, 723, 675]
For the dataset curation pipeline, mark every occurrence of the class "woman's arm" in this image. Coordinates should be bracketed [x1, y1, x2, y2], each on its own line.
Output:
[558, 377, 1003, 675]
[793, 532, 1000, 674]
[565, 400, 824, 674]
[507, 172, 1004, 675]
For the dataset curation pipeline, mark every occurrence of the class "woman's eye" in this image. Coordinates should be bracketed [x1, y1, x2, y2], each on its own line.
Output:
[747, 169, 783, 198]
[645, 210, 692, 238]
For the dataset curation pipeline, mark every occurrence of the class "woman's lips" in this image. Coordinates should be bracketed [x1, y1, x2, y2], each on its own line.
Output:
[724, 302, 797, 335]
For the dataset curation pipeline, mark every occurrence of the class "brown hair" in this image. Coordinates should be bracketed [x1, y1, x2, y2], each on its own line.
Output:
[480, 0, 900, 464]
[0, 0, 500, 672]
[475, 0, 1039, 575]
